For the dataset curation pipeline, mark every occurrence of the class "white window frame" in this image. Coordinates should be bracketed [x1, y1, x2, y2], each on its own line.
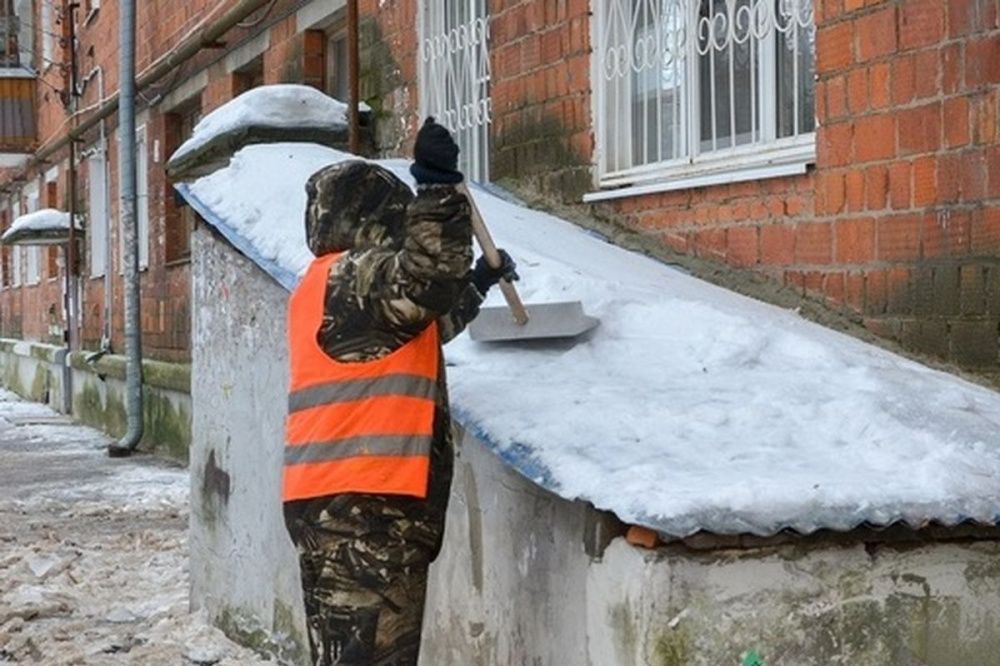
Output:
[11, 199, 20, 287]
[418, 0, 492, 183]
[24, 184, 40, 285]
[88, 150, 108, 277]
[120, 125, 150, 272]
[588, 0, 817, 201]
[40, 0, 54, 69]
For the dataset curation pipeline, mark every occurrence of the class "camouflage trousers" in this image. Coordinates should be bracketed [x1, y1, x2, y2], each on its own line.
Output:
[283, 439, 453, 665]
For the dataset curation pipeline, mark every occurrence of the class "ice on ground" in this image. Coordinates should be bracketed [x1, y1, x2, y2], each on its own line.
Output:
[1, 208, 80, 242]
[171, 84, 352, 167]
[0, 392, 273, 665]
[177, 143, 1000, 538]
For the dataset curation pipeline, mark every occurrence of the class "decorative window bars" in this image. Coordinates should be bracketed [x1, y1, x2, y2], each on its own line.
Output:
[594, 0, 816, 188]
[419, 0, 492, 183]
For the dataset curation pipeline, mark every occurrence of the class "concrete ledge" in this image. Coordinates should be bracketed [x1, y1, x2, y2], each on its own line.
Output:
[67, 352, 191, 394]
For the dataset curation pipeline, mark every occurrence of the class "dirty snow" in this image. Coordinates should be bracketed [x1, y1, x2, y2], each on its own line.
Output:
[2, 209, 80, 242]
[171, 84, 352, 167]
[176, 142, 1000, 538]
[0, 390, 272, 664]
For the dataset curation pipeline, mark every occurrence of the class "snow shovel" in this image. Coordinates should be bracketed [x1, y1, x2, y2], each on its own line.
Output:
[459, 184, 598, 343]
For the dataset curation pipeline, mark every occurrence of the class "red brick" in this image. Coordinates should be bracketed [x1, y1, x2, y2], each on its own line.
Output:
[913, 49, 941, 101]
[937, 153, 964, 204]
[944, 96, 972, 148]
[825, 272, 847, 306]
[899, 0, 945, 51]
[891, 55, 916, 105]
[817, 22, 855, 74]
[825, 75, 848, 121]
[855, 114, 895, 163]
[796, 222, 834, 264]
[865, 269, 889, 314]
[625, 526, 659, 549]
[818, 171, 846, 215]
[878, 214, 923, 260]
[971, 91, 998, 144]
[856, 7, 898, 63]
[942, 44, 964, 95]
[989, 146, 1000, 198]
[836, 218, 876, 263]
[819, 122, 854, 168]
[761, 224, 796, 265]
[727, 226, 759, 267]
[844, 0, 865, 12]
[959, 150, 989, 202]
[804, 271, 826, 294]
[898, 103, 941, 156]
[912, 156, 938, 207]
[869, 63, 891, 110]
[923, 209, 972, 257]
[846, 272, 866, 312]
[968, 35, 1000, 88]
[948, 0, 1000, 38]
[845, 170, 866, 212]
[971, 206, 1000, 255]
[695, 228, 727, 262]
[866, 165, 889, 210]
[847, 68, 868, 114]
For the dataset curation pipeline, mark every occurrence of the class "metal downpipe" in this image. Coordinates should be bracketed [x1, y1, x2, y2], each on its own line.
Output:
[109, 0, 142, 457]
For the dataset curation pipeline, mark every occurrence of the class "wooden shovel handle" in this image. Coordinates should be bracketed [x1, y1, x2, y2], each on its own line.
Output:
[457, 183, 529, 326]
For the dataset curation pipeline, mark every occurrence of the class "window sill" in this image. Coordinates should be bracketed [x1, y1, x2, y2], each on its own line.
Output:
[586, 137, 816, 203]
[165, 256, 191, 269]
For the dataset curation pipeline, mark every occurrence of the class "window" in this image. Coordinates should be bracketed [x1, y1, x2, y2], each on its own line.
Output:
[10, 199, 19, 287]
[232, 56, 264, 96]
[419, 0, 492, 183]
[88, 151, 107, 277]
[164, 105, 201, 263]
[120, 126, 150, 271]
[40, 0, 53, 68]
[0, 209, 10, 288]
[325, 30, 349, 102]
[593, 0, 816, 190]
[0, 0, 20, 67]
[24, 185, 39, 285]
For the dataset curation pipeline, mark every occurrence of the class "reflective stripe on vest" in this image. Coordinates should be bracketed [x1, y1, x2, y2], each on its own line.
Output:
[282, 253, 439, 503]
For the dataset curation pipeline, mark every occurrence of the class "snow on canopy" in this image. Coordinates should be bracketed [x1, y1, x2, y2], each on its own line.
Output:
[2, 209, 81, 245]
[175, 142, 1000, 538]
[168, 85, 355, 180]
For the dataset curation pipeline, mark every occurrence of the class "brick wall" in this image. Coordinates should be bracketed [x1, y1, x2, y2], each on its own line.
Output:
[490, 0, 593, 199]
[583, 0, 1000, 377]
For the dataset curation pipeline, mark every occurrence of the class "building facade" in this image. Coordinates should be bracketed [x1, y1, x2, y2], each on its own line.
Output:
[0, 0, 997, 383]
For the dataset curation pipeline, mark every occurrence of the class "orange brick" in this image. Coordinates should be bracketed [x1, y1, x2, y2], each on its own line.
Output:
[855, 114, 895, 163]
[923, 209, 971, 258]
[817, 22, 855, 74]
[967, 35, 1000, 87]
[971, 207, 1000, 254]
[825, 75, 848, 121]
[625, 526, 660, 549]
[847, 68, 868, 114]
[845, 272, 866, 312]
[761, 224, 796, 265]
[819, 122, 854, 168]
[865, 269, 889, 314]
[825, 272, 847, 306]
[869, 63, 891, 109]
[836, 218, 876, 263]
[856, 7, 898, 62]
[944, 96, 972, 147]
[819, 171, 846, 215]
[878, 214, 923, 261]
[845, 171, 866, 212]
[912, 156, 938, 207]
[942, 44, 964, 95]
[892, 55, 916, 105]
[899, 0, 945, 51]
[727, 226, 759, 267]
[796, 222, 834, 264]
[898, 103, 941, 156]
[866, 165, 889, 210]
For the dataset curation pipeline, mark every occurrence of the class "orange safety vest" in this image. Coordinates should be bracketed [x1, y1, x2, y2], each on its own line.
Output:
[282, 253, 439, 503]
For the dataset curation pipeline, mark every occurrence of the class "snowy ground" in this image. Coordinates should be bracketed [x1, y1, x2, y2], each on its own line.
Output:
[0, 391, 271, 665]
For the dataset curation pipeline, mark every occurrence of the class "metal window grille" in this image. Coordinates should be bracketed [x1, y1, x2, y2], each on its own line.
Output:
[594, 0, 816, 187]
[419, 0, 492, 183]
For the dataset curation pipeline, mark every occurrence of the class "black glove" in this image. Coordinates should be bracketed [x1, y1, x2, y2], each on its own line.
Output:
[410, 117, 464, 185]
[472, 250, 519, 296]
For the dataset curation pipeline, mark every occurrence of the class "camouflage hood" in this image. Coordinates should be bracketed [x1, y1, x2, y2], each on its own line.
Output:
[304, 161, 413, 256]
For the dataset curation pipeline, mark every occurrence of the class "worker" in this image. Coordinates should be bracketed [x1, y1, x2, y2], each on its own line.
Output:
[281, 118, 517, 666]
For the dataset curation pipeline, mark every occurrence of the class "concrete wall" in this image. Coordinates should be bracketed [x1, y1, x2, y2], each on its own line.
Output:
[190, 226, 308, 664]
[189, 233, 1000, 665]
[0, 339, 69, 412]
[0, 338, 192, 459]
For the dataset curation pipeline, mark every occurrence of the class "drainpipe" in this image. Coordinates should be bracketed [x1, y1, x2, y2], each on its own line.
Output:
[347, 0, 360, 154]
[108, 0, 141, 457]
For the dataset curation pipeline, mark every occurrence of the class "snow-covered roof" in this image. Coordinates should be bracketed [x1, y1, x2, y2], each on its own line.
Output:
[175, 142, 1000, 538]
[1, 209, 81, 246]
[168, 85, 353, 179]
